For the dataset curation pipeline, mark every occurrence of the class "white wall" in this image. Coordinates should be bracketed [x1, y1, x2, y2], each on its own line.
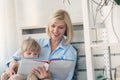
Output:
[15, 0, 83, 28]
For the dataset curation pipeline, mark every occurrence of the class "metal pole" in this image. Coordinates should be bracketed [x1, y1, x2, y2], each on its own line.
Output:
[102, 29, 112, 80]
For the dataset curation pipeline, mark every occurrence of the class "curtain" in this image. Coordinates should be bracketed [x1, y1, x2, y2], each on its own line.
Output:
[0, 0, 18, 74]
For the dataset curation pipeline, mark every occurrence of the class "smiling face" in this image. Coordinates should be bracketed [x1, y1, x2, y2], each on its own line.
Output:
[46, 9, 73, 45]
[49, 20, 67, 41]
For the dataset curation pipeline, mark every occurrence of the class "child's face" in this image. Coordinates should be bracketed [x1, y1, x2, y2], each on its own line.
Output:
[23, 50, 39, 58]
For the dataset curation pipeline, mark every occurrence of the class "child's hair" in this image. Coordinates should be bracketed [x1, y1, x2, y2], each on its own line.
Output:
[20, 38, 41, 57]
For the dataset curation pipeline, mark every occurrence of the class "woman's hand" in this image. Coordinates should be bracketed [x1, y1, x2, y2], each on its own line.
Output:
[32, 65, 52, 80]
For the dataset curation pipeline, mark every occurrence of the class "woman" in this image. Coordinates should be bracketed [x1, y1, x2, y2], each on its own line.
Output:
[5, 9, 77, 80]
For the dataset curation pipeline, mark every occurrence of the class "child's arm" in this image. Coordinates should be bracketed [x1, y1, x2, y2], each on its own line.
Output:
[5, 59, 19, 76]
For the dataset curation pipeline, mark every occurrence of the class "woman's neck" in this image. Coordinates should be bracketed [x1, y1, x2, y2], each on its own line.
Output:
[50, 39, 61, 52]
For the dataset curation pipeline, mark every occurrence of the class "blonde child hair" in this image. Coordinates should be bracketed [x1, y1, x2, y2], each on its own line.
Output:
[20, 38, 41, 57]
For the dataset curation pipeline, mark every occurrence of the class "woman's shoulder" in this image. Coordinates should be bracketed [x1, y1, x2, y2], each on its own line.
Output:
[37, 37, 49, 46]
[62, 44, 77, 60]
[66, 44, 77, 53]
[37, 37, 49, 42]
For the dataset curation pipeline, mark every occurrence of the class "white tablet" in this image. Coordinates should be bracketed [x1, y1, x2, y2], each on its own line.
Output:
[17, 59, 49, 75]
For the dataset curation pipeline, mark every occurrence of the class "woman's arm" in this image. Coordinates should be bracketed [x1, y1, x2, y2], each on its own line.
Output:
[5, 49, 21, 76]
[6, 49, 21, 67]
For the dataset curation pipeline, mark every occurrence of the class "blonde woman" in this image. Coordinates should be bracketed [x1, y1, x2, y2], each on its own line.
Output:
[5, 9, 77, 80]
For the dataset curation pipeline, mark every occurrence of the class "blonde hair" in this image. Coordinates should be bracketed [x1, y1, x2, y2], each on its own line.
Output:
[46, 9, 73, 45]
[21, 38, 41, 56]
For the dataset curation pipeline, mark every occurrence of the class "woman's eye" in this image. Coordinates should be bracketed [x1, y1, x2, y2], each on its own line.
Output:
[51, 25, 55, 28]
[59, 26, 64, 29]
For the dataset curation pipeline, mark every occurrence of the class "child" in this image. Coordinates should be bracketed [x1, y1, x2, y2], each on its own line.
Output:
[1, 38, 41, 80]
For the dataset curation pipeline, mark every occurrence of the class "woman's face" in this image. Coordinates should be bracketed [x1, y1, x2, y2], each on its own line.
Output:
[49, 20, 67, 41]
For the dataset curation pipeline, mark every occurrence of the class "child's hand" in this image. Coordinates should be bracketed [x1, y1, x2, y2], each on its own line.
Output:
[9, 60, 19, 68]
[5, 68, 16, 77]
[5, 60, 18, 76]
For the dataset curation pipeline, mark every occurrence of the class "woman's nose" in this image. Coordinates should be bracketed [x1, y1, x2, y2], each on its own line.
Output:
[54, 27, 58, 32]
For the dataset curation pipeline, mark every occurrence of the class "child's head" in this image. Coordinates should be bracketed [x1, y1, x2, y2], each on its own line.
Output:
[20, 38, 41, 58]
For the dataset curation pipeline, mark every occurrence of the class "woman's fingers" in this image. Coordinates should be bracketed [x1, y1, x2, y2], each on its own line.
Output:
[38, 66, 46, 74]
[33, 68, 40, 75]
